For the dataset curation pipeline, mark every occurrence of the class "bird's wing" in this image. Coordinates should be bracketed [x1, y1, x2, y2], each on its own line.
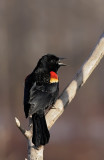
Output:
[29, 82, 59, 115]
[24, 73, 34, 118]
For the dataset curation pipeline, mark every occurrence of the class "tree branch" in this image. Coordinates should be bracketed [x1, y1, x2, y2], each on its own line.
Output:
[46, 33, 104, 129]
[15, 33, 104, 160]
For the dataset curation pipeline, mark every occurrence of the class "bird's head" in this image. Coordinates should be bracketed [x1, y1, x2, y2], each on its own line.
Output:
[36, 54, 66, 72]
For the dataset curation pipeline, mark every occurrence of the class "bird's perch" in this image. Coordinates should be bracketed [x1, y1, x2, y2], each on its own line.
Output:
[15, 33, 104, 160]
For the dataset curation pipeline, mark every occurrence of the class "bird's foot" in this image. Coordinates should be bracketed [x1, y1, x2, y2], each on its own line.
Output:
[51, 105, 56, 109]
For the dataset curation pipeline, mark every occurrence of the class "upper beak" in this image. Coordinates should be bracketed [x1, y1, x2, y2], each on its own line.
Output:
[58, 58, 67, 66]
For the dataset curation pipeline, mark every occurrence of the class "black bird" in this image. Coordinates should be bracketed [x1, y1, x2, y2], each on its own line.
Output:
[24, 54, 66, 148]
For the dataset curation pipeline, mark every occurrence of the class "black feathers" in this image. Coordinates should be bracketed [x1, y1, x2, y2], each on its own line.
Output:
[32, 113, 50, 147]
[24, 54, 64, 148]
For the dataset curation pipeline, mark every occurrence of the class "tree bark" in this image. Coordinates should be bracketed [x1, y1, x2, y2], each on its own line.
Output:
[28, 139, 44, 160]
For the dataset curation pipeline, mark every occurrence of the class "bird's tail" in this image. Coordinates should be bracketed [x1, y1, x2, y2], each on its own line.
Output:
[32, 113, 50, 148]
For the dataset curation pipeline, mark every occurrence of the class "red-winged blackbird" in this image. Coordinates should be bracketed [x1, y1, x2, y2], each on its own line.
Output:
[24, 54, 66, 148]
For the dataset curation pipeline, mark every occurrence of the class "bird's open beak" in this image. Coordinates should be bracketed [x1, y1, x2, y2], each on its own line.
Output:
[58, 58, 67, 66]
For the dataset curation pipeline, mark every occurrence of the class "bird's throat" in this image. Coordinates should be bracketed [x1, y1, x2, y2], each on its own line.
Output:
[50, 71, 58, 83]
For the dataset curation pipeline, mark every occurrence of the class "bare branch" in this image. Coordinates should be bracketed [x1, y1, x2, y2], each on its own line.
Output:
[46, 33, 104, 129]
[28, 141, 44, 160]
[15, 117, 32, 139]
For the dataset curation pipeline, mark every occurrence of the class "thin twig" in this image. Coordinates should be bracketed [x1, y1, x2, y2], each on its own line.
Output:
[15, 117, 32, 139]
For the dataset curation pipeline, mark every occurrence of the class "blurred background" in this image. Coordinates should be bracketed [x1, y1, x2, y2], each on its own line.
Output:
[0, 0, 104, 159]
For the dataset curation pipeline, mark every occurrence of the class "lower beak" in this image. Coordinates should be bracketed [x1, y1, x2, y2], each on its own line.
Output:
[58, 57, 67, 66]
[58, 62, 67, 66]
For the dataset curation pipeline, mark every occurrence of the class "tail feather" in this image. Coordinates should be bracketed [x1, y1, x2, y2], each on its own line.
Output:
[32, 113, 50, 148]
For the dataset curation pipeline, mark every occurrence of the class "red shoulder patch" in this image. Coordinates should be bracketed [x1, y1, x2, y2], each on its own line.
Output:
[50, 71, 58, 83]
